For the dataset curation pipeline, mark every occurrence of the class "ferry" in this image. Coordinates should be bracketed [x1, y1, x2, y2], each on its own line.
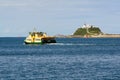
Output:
[24, 31, 56, 44]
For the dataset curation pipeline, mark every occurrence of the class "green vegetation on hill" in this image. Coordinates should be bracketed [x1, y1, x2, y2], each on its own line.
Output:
[73, 26, 102, 36]
[73, 28, 87, 36]
[88, 27, 102, 34]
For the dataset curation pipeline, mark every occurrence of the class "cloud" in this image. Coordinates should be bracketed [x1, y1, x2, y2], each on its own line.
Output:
[1, 0, 119, 36]
[0, 0, 49, 7]
[2, 28, 11, 35]
[0, 1, 28, 7]
[0, 0, 97, 15]
[0, 0, 97, 7]
[0, 3, 27, 7]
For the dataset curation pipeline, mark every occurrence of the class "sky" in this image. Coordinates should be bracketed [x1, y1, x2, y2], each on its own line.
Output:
[0, 0, 120, 37]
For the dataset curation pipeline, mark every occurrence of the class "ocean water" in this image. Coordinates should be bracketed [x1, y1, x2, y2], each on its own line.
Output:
[0, 37, 120, 80]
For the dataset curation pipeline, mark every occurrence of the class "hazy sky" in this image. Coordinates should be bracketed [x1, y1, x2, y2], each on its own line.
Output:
[0, 0, 120, 37]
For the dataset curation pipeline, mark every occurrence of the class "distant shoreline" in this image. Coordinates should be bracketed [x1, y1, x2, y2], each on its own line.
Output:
[55, 34, 120, 38]
[1, 34, 120, 38]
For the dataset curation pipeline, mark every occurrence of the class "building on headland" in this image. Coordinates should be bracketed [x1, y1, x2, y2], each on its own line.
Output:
[82, 24, 92, 28]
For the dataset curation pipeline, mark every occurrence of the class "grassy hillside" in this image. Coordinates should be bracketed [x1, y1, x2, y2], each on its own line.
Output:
[73, 26, 102, 36]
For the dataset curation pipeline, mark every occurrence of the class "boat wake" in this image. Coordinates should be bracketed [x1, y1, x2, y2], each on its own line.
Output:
[47, 43, 120, 46]
[47, 43, 96, 46]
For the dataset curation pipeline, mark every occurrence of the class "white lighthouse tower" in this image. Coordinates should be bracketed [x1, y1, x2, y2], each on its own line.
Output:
[82, 24, 92, 28]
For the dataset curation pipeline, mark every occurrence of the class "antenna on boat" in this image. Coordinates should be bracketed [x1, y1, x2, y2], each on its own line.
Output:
[33, 27, 36, 32]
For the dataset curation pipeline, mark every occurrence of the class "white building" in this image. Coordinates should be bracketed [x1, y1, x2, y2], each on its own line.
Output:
[82, 24, 92, 28]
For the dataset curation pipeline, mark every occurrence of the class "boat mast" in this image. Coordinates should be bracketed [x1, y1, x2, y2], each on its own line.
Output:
[33, 27, 37, 32]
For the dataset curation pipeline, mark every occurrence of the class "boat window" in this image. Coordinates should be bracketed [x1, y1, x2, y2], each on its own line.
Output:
[27, 39, 31, 41]
[35, 39, 41, 41]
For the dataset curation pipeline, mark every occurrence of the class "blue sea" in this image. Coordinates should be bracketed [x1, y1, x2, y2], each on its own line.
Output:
[0, 37, 120, 80]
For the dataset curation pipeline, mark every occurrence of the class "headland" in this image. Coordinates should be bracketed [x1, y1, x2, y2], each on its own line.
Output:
[55, 24, 120, 38]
